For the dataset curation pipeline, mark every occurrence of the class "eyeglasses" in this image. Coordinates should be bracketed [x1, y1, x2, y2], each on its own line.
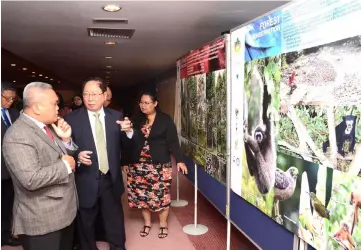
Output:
[1, 95, 17, 102]
[82, 93, 104, 99]
[139, 101, 153, 106]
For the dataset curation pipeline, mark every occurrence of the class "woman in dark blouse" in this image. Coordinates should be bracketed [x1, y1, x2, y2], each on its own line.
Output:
[123, 90, 188, 239]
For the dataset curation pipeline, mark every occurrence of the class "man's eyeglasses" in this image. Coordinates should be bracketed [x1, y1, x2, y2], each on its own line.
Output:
[1, 95, 17, 102]
[82, 93, 104, 99]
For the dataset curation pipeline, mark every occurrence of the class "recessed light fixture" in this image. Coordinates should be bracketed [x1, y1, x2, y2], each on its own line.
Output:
[32, 71, 36, 74]
[11, 64, 16, 66]
[106, 71, 110, 74]
[13, 80, 16, 83]
[105, 56, 113, 59]
[50, 78, 53, 81]
[103, 4, 121, 12]
[39, 74, 43, 76]
[104, 41, 116, 45]
[45, 76, 48, 79]
[106, 66, 112, 68]
[23, 68, 27, 70]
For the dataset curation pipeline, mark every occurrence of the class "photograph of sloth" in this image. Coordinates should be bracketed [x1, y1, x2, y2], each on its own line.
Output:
[278, 104, 361, 174]
[241, 55, 280, 216]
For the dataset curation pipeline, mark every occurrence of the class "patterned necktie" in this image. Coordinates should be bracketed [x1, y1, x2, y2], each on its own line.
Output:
[94, 113, 109, 174]
[1, 108, 11, 127]
[44, 126, 55, 141]
[44, 125, 65, 155]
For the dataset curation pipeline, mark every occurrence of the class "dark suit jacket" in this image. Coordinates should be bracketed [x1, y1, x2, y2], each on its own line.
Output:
[128, 111, 184, 165]
[64, 107, 131, 209]
[1, 108, 20, 180]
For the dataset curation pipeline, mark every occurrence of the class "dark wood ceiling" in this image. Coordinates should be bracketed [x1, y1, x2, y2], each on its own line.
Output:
[1, 48, 72, 90]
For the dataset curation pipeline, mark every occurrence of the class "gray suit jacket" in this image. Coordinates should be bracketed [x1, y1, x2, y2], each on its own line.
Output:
[2, 114, 78, 236]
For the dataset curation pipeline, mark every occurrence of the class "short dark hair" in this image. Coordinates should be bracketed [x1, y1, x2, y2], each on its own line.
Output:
[1, 81, 16, 93]
[82, 77, 107, 93]
[140, 88, 158, 103]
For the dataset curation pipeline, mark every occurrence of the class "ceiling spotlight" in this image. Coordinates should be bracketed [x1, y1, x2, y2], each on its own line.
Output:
[13, 80, 16, 83]
[45, 76, 48, 79]
[50, 78, 53, 81]
[104, 41, 116, 45]
[11, 64, 16, 66]
[32, 71, 36, 74]
[106, 66, 112, 68]
[39, 74, 43, 76]
[103, 4, 121, 12]
[23, 68, 27, 70]
[105, 56, 113, 59]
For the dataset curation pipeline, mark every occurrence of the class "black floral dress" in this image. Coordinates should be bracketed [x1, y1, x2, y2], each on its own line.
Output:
[127, 124, 172, 212]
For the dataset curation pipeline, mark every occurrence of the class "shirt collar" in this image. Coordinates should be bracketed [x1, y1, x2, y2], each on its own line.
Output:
[87, 107, 105, 118]
[23, 112, 46, 129]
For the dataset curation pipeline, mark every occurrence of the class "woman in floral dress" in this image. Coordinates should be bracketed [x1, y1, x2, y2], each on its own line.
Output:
[124, 90, 188, 239]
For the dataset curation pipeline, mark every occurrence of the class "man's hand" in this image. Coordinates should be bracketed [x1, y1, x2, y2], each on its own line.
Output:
[52, 118, 72, 143]
[116, 117, 133, 133]
[62, 155, 76, 172]
[78, 151, 93, 166]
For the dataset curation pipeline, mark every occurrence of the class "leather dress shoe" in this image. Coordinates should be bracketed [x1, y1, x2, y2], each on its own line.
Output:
[1, 237, 21, 246]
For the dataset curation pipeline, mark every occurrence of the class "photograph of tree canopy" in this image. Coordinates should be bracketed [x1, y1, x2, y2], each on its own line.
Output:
[180, 69, 227, 184]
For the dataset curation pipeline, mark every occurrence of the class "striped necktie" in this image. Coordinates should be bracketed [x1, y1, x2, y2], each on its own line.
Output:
[1, 108, 11, 127]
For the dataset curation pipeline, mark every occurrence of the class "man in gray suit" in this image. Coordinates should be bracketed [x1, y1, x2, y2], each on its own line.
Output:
[2, 82, 78, 250]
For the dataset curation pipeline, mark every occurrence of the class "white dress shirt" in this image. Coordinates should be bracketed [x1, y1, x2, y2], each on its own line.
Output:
[23, 113, 74, 174]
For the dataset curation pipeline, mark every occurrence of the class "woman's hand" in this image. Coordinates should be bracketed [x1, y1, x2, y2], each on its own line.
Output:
[122, 165, 130, 174]
[177, 162, 188, 174]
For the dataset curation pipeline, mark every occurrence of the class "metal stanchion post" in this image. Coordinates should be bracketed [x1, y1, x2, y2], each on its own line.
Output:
[171, 169, 188, 207]
[183, 163, 208, 235]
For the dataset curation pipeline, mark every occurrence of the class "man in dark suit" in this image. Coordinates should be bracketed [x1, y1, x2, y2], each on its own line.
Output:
[64, 77, 133, 250]
[1, 82, 21, 247]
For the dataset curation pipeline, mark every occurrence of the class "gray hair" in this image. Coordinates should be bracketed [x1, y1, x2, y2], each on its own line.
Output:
[23, 82, 53, 108]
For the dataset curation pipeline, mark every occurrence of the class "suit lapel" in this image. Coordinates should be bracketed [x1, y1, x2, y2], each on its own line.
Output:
[81, 108, 97, 157]
[51, 128, 67, 155]
[1, 118, 6, 130]
[20, 115, 63, 155]
[104, 109, 112, 153]
[8, 109, 19, 123]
